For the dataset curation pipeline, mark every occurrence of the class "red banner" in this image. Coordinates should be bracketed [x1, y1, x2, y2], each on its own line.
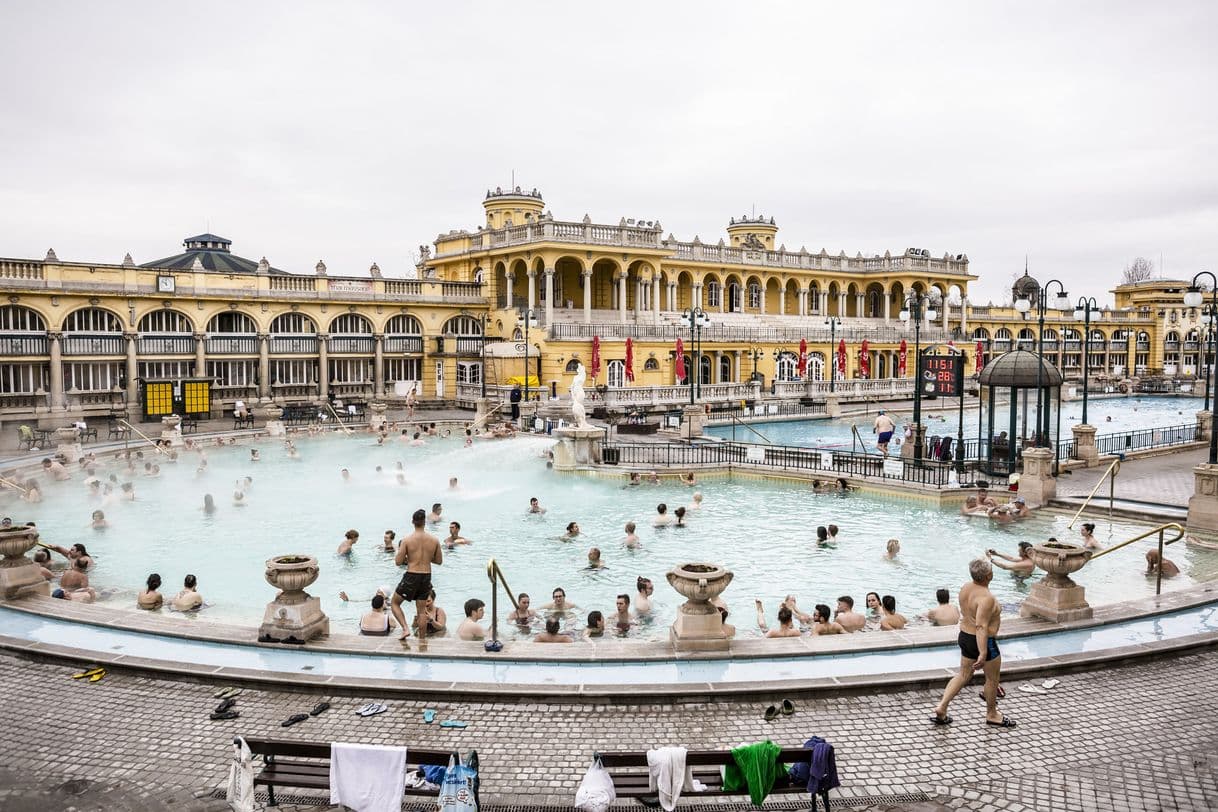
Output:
[624, 338, 635, 382]
[674, 338, 686, 382]
[898, 339, 908, 376]
[859, 339, 871, 379]
[975, 340, 984, 373]
[837, 339, 847, 377]
[590, 336, 601, 378]
[797, 338, 808, 377]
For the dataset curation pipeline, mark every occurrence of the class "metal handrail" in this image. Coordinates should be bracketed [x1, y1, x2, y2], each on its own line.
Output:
[1066, 458, 1121, 527]
[728, 412, 773, 445]
[485, 558, 521, 645]
[1087, 521, 1186, 596]
[117, 419, 167, 456]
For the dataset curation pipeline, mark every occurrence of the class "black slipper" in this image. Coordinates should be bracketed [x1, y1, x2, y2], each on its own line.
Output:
[210, 710, 240, 721]
[309, 701, 331, 717]
[781, 699, 795, 715]
[214, 697, 236, 714]
[930, 714, 953, 726]
[764, 705, 779, 722]
[986, 716, 1017, 728]
[281, 713, 309, 727]
[977, 686, 1006, 700]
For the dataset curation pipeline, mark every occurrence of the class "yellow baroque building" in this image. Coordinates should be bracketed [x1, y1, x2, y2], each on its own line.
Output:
[0, 187, 1207, 429]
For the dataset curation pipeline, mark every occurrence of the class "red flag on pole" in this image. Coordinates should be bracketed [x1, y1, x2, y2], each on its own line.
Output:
[674, 338, 686, 382]
[859, 339, 871, 379]
[898, 339, 908, 376]
[590, 336, 601, 378]
[624, 337, 635, 382]
[975, 340, 984, 373]
[797, 338, 808, 377]
[837, 339, 848, 377]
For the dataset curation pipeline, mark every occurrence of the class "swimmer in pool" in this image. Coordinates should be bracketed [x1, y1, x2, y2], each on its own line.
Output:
[622, 522, 640, 549]
[635, 577, 654, 613]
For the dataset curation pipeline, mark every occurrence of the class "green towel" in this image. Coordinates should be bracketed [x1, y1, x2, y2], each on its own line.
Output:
[721, 740, 782, 805]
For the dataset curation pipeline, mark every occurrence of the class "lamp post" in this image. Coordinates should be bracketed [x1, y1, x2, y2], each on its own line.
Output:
[898, 293, 938, 463]
[1014, 278, 1068, 448]
[1202, 305, 1215, 412]
[747, 346, 764, 381]
[479, 313, 489, 400]
[681, 307, 709, 404]
[824, 316, 841, 393]
[519, 309, 537, 408]
[1184, 272, 1218, 465]
[1073, 297, 1099, 425]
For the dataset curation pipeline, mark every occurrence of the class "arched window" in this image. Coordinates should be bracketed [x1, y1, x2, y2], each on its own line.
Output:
[1042, 328, 1058, 341]
[385, 314, 422, 335]
[0, 305, 48, 356]
[727, 282, 742, 312]
[1137, 331, 1150, 342]
[270, 313, 316, 334]
[775, 351, 799, 381]
[138, 310, 195, 355]
[971, 327, 990, 340]
[607, 359, 625, 388]
[1062, 328, 1080, 340]
[0, 305, 46, 332]
[61, 307, 124, 355]
[1166, 331, 1180, 343]
[442, 316, 482, 336]
[138, 310, 193, 333]
[699, 355, 712, 385]
[718, 355, 732, 382]
[705, 281, 721, 308]
[807, 353, 825, 382]
[328, 314, 374, 353]
[643, 358, 659, 371]
[747, 283, 762, 309]
[564, 359, 581, 373]
[63, 307, 122, 333]
[329, 314, 372, 334]
[1089, 329, 1106, 342]
[1017, 327, 1036, 342]
[207, 312, 257, 334]
[994, 328, 1012, 340]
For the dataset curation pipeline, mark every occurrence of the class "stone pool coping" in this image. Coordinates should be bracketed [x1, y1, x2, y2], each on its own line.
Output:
[1, 582, 1215, 699]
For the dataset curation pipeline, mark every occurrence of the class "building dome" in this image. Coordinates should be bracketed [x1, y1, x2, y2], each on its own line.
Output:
[140, 234, 286, 275]
[978, 350, 1063, 388]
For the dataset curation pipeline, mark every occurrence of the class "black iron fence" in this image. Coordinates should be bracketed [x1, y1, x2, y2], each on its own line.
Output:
[1094, 422, 1197, 455]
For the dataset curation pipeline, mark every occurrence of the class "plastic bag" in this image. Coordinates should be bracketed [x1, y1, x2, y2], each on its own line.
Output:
[437, 752, 478, 812]
[575, 755, 616, 812]
[225, 736, 254, 812]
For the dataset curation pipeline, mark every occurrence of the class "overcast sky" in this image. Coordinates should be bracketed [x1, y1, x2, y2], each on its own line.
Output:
[2, 1, 1215, 303]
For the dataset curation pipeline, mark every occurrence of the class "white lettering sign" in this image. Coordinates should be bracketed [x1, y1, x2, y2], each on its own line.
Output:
[882, 458, 904, 477]
[328, 279, 374, 294]
[745, 446, 766, 464]
[819, 451, 834, 469]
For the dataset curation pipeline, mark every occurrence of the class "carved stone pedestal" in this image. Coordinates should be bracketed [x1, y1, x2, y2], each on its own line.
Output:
[258, 555, 328, 644]
[262, 405, 285, 437]
[368, 402, 388, 432]
[667, 562, 734, 652]
[0, 526, 50, 600]
[1020, 542, 1094, 622]
[899, 423, 926, 460]
[1072, 424, 1099, 467]
[1187, 463, 1218, 535]
[1197, 411, 1213, 443]
[160, 415, 183, 447]
[55, 426, 82, 463]
[1017, 447, 1057, 508]
[553, 426, 603, 471]
[680, 404, 706, 439]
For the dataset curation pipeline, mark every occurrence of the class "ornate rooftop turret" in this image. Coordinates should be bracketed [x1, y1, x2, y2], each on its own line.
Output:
[726, 214, 778, 251]
[482, 185, 546, 229]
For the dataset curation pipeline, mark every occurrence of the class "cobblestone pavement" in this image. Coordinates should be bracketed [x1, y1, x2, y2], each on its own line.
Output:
[2, 647, 1218, 811]
[1056, 446, 1206, 507]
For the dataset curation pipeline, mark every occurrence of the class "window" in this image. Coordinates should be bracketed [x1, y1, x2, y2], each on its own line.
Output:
[330, 314, 372, 334]
[807, 353, 825, 381]
[386, 314, 422, 335]
[270, 313, 316, 334]
[138, 310, 193, 333]
[719, 355, 732, 382]
[64, 362, 122, 391]
[808, 286, 820, 314]
[0, 305, 45, 332]
[971, 327, 990, 340]
[727, 283, 741, 312]
[643, 358, 659, 371]
[607, 359, 625, 388]
[705, 281, 721, 308]
[383, 358, 421, 384]
[564, 359, 581, 373]
[775, 351, 799, 381]
[0, 363, 48, 393]
[995, 328, 1012, 340]
[457, 362, 482, 384]
[747, 283, 761, 309]
[329, 359, 370, 383]
[207, 312, 257, 334]
[208, 360, 256, 387]
[442, 315, 482, 336]
[699, 355, 712, 385]
[270, 360, 316, 385]
[63, 308, 122, 333]
[138, 361, 194, 380]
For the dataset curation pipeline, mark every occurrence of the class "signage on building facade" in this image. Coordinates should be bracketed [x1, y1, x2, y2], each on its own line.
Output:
[328, 279, 374, 294]
[919, 354, 964, 397]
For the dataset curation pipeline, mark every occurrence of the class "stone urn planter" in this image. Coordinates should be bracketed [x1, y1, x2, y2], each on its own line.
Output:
[0, 525, 51, 600]
[160, 414, 183, 447]
[667, 562, 734, 650]
[55, 425, 82, 459]
[262, 404, 285, 437]
[1020, 541, 1094, 623]
[369, 401, 388, 431]
[258, 555, 328, 643]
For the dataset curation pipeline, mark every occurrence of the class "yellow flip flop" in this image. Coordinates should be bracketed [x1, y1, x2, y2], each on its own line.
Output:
[87, 669, 107, 683]
[72, 667, 105, 680]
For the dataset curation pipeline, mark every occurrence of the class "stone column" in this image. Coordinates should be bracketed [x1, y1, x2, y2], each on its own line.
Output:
[124, 332, 138, 406]
[733, 350, 741, 382]
[617, 273, 627, 323]
[48, 332, 64, 410]
[960, 295, 969, 334]
[797, 287, 807, 316]
[258, 333, 271, 400]
[759, 285, 767, 314]
[838, 293, 847, 317]
[527, 269, 537, 312]
[373, 334, 385, 397]
[1187, 463, 1218, 534]
[1072, 424, 1099, 467]
[942, 303, 949, 330]
[1017, 447, 1057, 508]
[651, 276, 660, 324]
[544, 267, 555, 326]
[317, 334, 329, 400]
[778, 286, 786, 316]
[883, 293, 891, 322]
[693, 283, 703, 311]
[193, 332, 207, 378]
[820, 291, 829, 314]
[504, 271, 515, 308]
[856, 294, 865, 317]
[582, 271, 592, 324]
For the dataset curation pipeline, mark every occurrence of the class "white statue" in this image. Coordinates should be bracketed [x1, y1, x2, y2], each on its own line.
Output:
[570, 363, 591, 428]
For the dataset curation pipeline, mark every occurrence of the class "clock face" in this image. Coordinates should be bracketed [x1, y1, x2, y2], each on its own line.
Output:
[157, 275, 175, 293]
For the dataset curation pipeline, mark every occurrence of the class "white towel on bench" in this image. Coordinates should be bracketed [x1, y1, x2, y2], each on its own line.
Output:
[647, 746, 707, 811]
[330, 742, 407, 812]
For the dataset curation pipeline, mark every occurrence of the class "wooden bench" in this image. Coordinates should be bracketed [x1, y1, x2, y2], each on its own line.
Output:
[243, 737, 456, 807]
[598, 747, 831, 809]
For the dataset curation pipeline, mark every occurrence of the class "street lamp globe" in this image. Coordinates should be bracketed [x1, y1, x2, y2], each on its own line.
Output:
[926, 306, 938, 321]
[1014, 297, 1031, 314]
[898, 308, 910, 321]
[1184, 287, 1204, 308]
[1073, 307, 1085, 321]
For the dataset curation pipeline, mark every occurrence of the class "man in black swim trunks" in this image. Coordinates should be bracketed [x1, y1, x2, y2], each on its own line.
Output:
[391, 509, 443, 644]
[931, 557, 1016, 729]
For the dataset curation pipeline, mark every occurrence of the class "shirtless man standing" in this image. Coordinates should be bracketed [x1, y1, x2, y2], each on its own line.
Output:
[391, 509, 443, 643]
[873, 410, 896, 456]
[932, 557, 1015, 728]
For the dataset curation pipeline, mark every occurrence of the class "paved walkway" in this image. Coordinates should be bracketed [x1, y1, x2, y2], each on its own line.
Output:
[1056, 446, 1206, 507]
[2, 646, 1217, 810]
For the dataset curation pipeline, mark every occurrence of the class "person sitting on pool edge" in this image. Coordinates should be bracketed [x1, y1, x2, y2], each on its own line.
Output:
[535, 617, 573, 643]
[457, 598, 486, 641]
[359, 592, 396, 636]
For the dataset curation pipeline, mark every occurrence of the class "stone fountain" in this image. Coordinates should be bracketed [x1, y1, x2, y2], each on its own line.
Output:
[667, 562, 734, 651]
[368, 401, 388, 432]
[1020, 541, 1094, 622]
[262, 404, 285, 437]
[160, 414, 183, 447]
[258, 555, 329, 643]
[552, 363, 604, 470]
[0, 525, 50, 600]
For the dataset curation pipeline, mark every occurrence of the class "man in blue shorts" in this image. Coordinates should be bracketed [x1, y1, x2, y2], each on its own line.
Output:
[873, 410, 896, 457]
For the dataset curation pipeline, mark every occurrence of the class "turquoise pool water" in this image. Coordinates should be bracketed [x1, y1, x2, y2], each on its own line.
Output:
[2, 602, 1214, 685]
[12, 428, 1215, 641]
[706, 394, 1204, 450]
